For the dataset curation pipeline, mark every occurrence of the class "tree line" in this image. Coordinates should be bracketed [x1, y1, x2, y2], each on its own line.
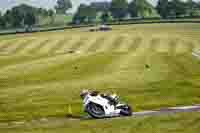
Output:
[157, 0, 200, 18]
[73, 0, 200, 24]
[0, 0, 200, 29]
[0, 0, 72, 29]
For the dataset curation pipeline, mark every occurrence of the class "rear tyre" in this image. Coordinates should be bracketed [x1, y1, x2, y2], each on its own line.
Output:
[86, 102, 105, 119]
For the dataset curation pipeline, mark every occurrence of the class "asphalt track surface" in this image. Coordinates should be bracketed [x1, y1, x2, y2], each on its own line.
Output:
[0, 105, 200, 129]
[132, 105, 200, 117]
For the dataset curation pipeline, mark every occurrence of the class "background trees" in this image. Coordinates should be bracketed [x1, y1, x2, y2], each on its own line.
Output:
[0, 4, 61, 29]
[0, 12, 6, 28]
[156, 0, 200, 18]
[0, 1, 72, 29]
[0, 0, 200, 28]
[167, 0, 187, 17]
[71, 0, 200, 24]
[48, 9, 55, 25]
[73, 4, 97, 24]
[156, 0, 169, 18]
[110, 0, 128, 20]
[128, 0, 137, 17]
[100, 12, 111, 23]
[2, 4, 37, 28]
[10, 6, 24, 27]
[55, 0, 72, 14]
[24, 12, 36, 28]
[185, 0, 200, 17]
[129, 0, 158, 18]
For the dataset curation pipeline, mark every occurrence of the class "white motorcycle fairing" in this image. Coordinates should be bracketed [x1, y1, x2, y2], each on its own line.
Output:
[83, 94, 123, 117]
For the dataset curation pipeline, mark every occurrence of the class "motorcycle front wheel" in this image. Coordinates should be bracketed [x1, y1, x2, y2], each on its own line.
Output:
[118, 105, 132, 116]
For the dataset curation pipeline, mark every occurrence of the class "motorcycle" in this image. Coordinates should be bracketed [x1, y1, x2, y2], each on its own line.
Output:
[82, 92, 132, 119]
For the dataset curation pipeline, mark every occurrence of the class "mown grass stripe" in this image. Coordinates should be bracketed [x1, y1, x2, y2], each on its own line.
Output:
[0, 53, 78, 79]
[4, 40, 25, 55]
[37, 38, 63, 54]
[0, 53, 121, 88]
[169, 38, 179, 56]
[183, 40, 195, 53]
[116, 36, 131, 52]
[12, 39, 35, 54]
[149, 38, 161, 53]
[48, 38, 71, 54]
[98, 36, 116, 52]
[0, 43, 9, 52]
[29, 39, 50, 54]
[128, 37, 142, 52]
[0, 54, 56, 69]
[79, 36, 98, 53]
[0, 39, 5, 44]
[195, 40, 200, 51]
[192, 40, 200, 52]
[68, 37, 87, 52]
[0, 39, 16, 53]
[87, 36, 106, 52]
[107, 36, 125, 52]
[54, 36, 81, 54]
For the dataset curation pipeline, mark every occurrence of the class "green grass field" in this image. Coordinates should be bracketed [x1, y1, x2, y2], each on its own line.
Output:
[0, 23, 200, 132]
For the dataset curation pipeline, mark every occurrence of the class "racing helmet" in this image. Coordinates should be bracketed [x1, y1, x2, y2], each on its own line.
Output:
[111, 93, 119, 103]
[80, 89, 89, 99]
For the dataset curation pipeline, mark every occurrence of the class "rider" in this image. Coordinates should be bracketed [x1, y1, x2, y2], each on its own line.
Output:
[80, 89, 119, 105]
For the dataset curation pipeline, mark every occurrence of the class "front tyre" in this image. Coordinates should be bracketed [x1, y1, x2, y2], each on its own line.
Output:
[119, 105, 132, 116]
[85, 102, 105, 119]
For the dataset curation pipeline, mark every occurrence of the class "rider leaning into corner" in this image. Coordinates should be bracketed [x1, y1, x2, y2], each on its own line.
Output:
[80, 89, 119, 105]
[80, 89, 132, 118]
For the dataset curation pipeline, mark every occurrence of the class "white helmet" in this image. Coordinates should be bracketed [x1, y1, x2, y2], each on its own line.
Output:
[80, 89, 89, 99]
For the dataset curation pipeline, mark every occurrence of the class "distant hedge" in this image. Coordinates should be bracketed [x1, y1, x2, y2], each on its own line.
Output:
[0, 17, 200, 36]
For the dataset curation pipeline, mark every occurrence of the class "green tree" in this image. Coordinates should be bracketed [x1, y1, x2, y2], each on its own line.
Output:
[168, 0, 187, 17]
[0, 12, 6, 28]
[156, 0, 169, 18]
[128, 0, 137, 17]
[110, 0, 128, 20]
[73, 4, 87, 24]
[3, 4, 37, 28]
[37, 8, 49, 16]
[186, 0, 197, 8]
[0, 12, 2, 26]
[100, 12, 110, 23]
[48, 9, 55, 25]
[24, 12, 36, 27]
[73, 4, 97, 24]
[11, 7, 24, 27]
[129, 0, 156, 18]
[4, 10, 12, 27]
[185, 0, 200, 17]
[86, 6, 97, 23]
[198, 2, 200, 8]
[55, 0, 72, 14]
